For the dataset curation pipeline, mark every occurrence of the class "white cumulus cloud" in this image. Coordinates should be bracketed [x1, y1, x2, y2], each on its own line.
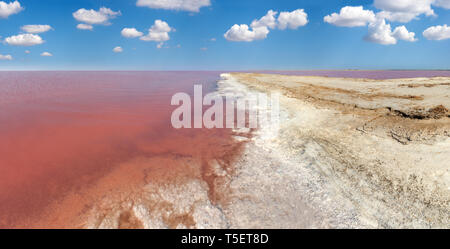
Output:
[0, 54, 12, 60]
[371, 0, 450, 23]
[423, 24, 450, 40]
[121, 28, 143, 38]
[224, 24, 269, 42]
[325, 3, 425, 45]
[73, 7, 120, 30]
[373, 0, 435, 23]
[365, 19, 397, 45]
[140, 20, 173, 42]
[392, 25, 417, 42]
[5, 33, 44, 46]
[76, 23, 93, 30]
[21, 24, 53, 34]
[251, 10, 278, 29]
[40, 52, 52, 57]
[136, 0, 211, 12]
[365, 19, 416, 45]
[113, 46, 123, 53]
[0, 1, 23, 18]
[324, 6, 376, 27]
[374, 0, 435, 14]
[375, 11, 419, 23]
[225, 9, 308, 42]
[277, 9, 308, 30]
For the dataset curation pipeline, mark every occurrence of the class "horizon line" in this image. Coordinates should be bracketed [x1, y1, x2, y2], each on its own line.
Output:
[0, 69, 450, 72]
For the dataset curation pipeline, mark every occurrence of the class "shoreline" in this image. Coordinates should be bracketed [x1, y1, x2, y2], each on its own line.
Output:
[76, 72, 450, 228]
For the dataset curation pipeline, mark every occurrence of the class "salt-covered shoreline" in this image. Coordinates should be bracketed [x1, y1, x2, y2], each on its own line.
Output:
[214, 73, 365, 228]
[219, 73, 449, 228]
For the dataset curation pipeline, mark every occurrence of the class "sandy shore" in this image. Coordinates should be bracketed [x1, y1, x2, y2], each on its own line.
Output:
[78, 72, 449, 229]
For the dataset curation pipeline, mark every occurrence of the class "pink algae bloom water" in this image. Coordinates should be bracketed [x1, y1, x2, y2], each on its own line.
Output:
[0, 71, 241, 228]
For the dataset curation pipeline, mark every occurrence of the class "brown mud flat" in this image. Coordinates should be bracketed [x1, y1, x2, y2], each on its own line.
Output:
[233, 73, 450, 143]
[225, 73, 449, 228]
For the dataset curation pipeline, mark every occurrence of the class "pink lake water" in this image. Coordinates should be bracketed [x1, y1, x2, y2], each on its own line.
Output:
[0, 71, 245, 228]
[254, 70, 450, 79]
[0, 70, 448, 228]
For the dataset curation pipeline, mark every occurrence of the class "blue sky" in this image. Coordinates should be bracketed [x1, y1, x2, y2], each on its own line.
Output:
[0, 0, 449, 70]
